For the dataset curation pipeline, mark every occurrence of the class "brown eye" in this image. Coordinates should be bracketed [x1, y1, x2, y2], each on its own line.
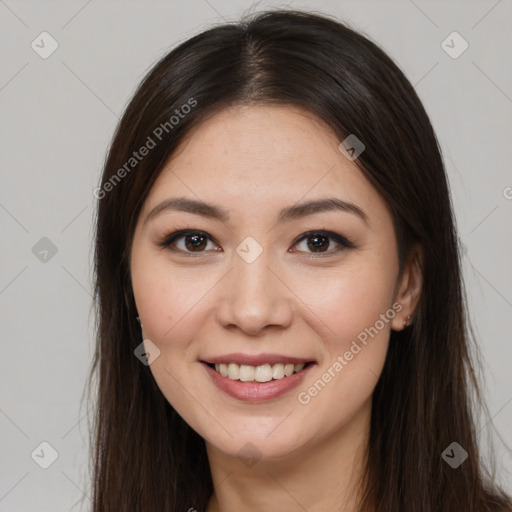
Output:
[184, 233, 208, 251]
[158, 230, 219, 255]
[292, 230, 354, 257]
[306, 233, 330, 252]
[158, 229, 353, 257]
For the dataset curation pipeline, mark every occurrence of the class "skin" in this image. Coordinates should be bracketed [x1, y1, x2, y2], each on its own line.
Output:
[130, 104, 422, 512]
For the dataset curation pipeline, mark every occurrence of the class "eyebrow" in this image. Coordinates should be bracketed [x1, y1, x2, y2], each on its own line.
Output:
[144, 196, 369, 226]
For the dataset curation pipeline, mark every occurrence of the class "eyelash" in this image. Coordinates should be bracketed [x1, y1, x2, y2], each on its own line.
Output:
[156, 228, 355, 258]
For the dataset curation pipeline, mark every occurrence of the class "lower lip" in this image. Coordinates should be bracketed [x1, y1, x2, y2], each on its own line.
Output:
[202, 363, 315, 403]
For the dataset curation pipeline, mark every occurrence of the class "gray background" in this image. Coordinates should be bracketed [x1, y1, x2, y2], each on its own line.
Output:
[1, 0, 511, 510]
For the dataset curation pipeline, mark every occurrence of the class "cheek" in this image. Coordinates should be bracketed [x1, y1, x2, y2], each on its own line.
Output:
[131, 253, 212, 344]
[131, 269, 175, 340]
[130, 259, 211, 417]
[294, 259, 397, 348]
[292, 270, 394, 430]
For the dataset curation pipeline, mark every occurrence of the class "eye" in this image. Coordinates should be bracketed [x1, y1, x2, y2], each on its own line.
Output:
[157, 229, 220, 255]
[291, 230, 354, 257]
[157, 229, 354, 257]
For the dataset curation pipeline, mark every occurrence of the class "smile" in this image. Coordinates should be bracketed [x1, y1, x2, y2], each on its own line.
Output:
[206, 362, 310, 382]
[200, 353, 317, 402]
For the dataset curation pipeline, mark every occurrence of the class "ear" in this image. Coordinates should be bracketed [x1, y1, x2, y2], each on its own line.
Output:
[391, 244, 423, 331]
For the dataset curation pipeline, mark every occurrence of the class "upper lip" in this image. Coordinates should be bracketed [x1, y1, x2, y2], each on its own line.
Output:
[201, 353, 315, 366]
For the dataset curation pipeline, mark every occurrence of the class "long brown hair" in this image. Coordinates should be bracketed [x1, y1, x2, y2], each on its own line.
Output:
[88, 9, 512, 511]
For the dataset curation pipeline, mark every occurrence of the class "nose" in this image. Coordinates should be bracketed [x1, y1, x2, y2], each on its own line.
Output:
[215, 249, 294, 336]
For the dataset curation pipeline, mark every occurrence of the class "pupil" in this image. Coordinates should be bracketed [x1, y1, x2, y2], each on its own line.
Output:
[308, 234, 328, 252]
[186, 234, 207, 251]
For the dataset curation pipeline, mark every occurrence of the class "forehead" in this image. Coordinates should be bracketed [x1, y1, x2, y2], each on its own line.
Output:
[142, 104, 388, 226]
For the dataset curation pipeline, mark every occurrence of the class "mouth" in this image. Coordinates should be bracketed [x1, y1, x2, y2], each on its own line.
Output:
[199, 353, 317, 402]
[202, 361, 315, 382]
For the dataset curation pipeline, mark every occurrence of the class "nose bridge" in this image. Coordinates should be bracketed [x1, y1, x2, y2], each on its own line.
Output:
[234, 250, 273, 300]
[216, 242, 293, 334]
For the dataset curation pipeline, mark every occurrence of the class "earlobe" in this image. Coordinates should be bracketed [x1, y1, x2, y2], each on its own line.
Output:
[391, 244, 423, 331]
[403, 315, 412, 328]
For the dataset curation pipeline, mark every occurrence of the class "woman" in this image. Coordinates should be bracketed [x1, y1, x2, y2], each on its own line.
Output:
[89, 9, 512, 512]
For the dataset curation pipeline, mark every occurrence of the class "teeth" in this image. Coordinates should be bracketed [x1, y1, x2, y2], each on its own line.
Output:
[213, 362, 307, 381]
[227, 363, 239, 380]
[239, 364, 255, 382]
[272, 364, 285, 379]
[284, 363, 294, 376]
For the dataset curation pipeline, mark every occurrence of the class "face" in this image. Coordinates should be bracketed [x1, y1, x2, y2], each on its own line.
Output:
[130, 104, 419, 463]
